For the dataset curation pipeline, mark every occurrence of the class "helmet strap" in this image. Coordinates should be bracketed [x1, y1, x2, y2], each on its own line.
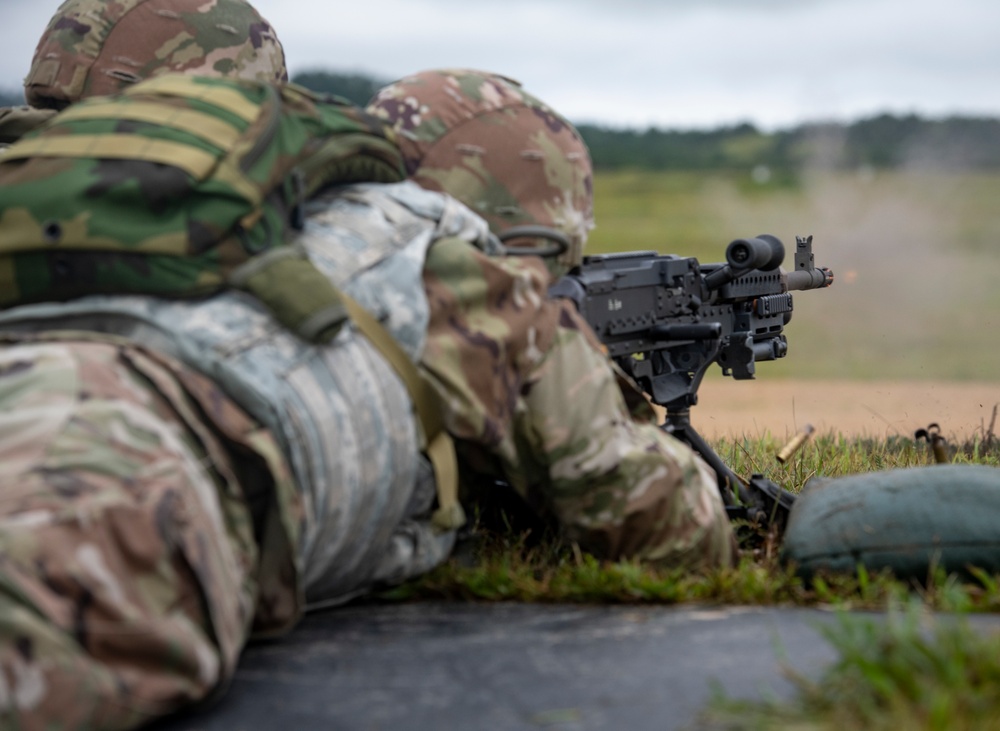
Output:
[497, 225, 570, 258]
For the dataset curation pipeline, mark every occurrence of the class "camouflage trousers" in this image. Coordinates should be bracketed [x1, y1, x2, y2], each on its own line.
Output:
[0, 339, 261, 730]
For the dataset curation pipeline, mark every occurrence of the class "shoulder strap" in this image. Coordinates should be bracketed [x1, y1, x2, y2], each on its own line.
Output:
[338, 291, 464, 532]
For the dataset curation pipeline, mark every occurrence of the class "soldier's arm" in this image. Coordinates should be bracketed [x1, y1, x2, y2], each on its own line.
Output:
[420, 238, 736, 570]
[513, 301, 738, 570]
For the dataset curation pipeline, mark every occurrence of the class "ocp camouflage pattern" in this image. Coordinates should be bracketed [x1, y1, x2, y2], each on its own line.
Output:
[420, 232, 737, 569]
[0, 178, 735, 590]
[0, 335, 285, 729]
[367, 71, 729, 563]
[0, 181, 491, 609]
[367, 69, 594, 279]
[25, 0, 287, 109]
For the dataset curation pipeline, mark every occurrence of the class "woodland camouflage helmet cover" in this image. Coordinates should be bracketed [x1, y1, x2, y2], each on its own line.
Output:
[24, 0, 287, 110]
[366, 68, 594, 279]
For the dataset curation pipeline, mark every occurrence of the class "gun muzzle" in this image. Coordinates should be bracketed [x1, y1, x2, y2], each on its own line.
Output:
[776, 423, 816, 463]
[786, 267, 834, 291]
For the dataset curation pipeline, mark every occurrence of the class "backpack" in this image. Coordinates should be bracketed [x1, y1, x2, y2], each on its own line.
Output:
[0, 74, 406, 341]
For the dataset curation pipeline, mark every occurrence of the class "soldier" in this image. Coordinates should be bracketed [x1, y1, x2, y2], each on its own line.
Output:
[0, 1, 297, 728]
[364, 69, 736, 564]
[0, 12, 735, 726]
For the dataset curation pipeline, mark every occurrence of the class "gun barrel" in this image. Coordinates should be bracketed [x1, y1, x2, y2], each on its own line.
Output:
[786, 267, 834, 291]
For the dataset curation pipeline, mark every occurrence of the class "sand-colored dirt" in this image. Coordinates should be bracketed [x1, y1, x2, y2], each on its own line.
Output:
[662, 379, 999, 441]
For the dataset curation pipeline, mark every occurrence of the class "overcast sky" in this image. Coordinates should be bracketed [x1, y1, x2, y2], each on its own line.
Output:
[2, 0, 998, 130]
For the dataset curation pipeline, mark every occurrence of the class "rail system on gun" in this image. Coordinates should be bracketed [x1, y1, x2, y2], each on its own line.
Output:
[551, 234, 834, 528]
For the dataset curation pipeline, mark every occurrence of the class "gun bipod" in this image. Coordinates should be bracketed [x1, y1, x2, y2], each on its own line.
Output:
[659, 407, 796, 533]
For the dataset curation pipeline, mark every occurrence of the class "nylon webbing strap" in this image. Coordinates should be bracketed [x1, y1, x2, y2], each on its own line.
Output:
[338, 290, 465, 532]
[124, 75, 261, 123]
[2, 135, 218, 179]
[54, 102, 245, 151]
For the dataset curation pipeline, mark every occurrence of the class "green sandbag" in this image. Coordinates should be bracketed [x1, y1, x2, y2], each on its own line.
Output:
[781, 464, 1000, 580]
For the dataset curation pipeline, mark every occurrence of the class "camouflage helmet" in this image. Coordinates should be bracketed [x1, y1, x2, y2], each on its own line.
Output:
[24, 0, 287, 110]
[366, 68, 594, 279]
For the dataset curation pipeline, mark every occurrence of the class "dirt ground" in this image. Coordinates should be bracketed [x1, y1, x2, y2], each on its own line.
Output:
[665, 379, 999, 441]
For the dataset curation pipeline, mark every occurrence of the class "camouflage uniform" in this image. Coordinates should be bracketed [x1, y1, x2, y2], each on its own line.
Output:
[0, 334, 299, 729]
[0, 170, 735, 594]
[421, 220, 735, 565]
[0, 181, 492, 608]
[0, 1, 298, 727]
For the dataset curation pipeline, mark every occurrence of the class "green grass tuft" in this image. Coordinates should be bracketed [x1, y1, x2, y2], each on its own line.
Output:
[698, 602, 1000, 730]
[372, 432, 1000, 729]
[376, 432, 1000, 611]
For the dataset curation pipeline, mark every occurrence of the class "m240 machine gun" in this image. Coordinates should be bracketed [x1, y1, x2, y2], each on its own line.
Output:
[550, 234, 834, 530]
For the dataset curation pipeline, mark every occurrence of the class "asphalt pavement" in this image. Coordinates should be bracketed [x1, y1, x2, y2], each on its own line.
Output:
[143, 601, 908, 731]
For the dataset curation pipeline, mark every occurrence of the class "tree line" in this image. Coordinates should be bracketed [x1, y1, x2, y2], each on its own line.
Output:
[5, 70, 999, 171]
[289, 71, 1000, 172]
[575, 116, 1000, 172]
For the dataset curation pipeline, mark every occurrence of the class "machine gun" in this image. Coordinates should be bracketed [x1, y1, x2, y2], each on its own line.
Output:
[549, 234, 833, 531]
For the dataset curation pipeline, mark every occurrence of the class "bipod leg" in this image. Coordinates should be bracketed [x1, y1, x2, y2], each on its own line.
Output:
[660, 408, 754, 512]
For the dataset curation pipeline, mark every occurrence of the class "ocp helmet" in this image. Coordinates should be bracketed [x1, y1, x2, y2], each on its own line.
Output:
[366, 68, 594, 279]
[24, 0, 287, 110]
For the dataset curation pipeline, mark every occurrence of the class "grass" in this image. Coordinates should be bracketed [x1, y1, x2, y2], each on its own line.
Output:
[697, 601, 1000, 730]
[371, 429, 1000, 729]
[378, 427, 1000, 610]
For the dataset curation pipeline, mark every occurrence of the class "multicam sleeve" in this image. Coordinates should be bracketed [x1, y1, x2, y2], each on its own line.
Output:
[514, 302, 738, 570]
[421, 238, 736, 571]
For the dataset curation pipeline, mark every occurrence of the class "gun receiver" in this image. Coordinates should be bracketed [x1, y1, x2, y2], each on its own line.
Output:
[550, 234, 833, 531]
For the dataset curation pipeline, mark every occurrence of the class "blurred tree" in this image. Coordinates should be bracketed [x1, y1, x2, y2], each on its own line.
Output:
[285, 69, 1000, 172]
[12, 61, 995, 173]
[0, 90, 23, 107]
[581, 115, 1000, 172]
[290, 70, 388, 107]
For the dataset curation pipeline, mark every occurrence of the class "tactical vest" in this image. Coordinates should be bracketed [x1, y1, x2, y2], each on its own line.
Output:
[0, 75, 405, 343]
[0, 181, 495, 605]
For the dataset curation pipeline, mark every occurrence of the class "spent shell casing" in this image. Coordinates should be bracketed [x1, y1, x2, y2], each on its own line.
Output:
[777, 423, 816, 463]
